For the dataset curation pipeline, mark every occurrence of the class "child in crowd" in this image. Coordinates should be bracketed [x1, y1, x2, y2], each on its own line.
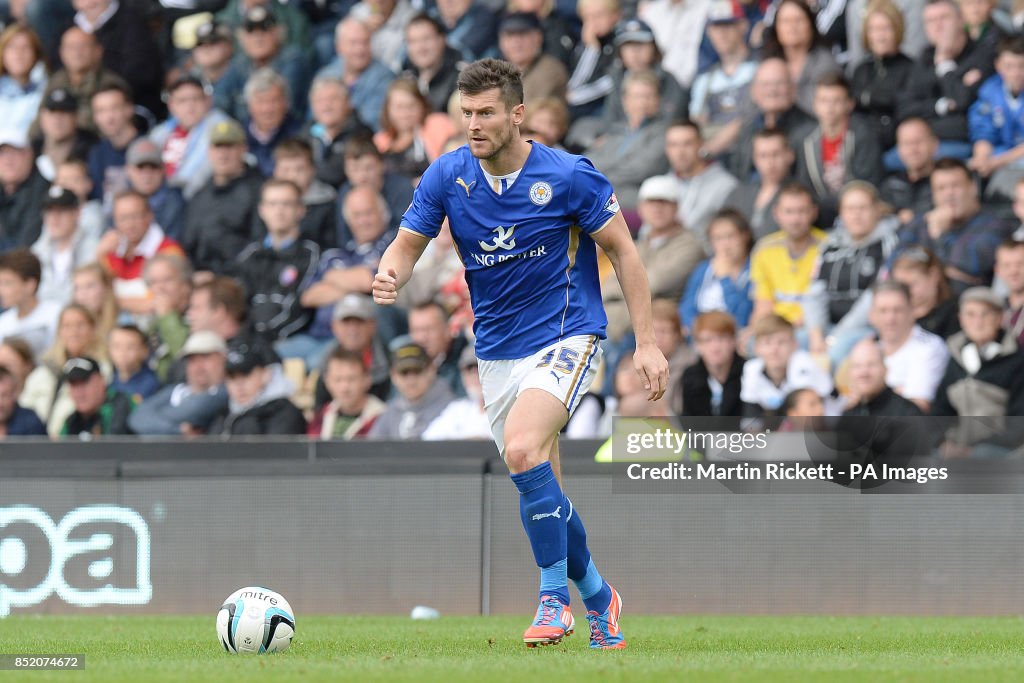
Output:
[740, 314, 834, 416]
[107, 324, 161, 402]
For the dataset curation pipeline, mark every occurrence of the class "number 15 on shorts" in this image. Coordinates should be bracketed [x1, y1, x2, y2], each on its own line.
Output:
[537, 347, 580, 374]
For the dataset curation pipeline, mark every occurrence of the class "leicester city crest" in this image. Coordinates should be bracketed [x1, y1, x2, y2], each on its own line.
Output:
[529, 181, 553, 206]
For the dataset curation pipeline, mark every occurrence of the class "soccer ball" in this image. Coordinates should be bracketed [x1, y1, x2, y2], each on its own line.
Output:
[216, 586, 295, 655]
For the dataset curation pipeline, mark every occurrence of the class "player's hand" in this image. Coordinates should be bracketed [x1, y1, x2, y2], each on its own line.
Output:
[633, 342, 669, 402]
[372, 268, 399, 305]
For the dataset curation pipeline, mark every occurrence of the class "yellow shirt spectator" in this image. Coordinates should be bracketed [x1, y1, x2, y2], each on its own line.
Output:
[750, 228, 826, 325]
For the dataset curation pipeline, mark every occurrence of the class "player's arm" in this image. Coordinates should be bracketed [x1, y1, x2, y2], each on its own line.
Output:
[591, 212, 670, 401]
[372, 230, 431, 305]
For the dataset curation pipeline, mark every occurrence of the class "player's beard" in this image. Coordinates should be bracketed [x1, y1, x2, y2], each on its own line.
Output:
[469, 121, 515, 161]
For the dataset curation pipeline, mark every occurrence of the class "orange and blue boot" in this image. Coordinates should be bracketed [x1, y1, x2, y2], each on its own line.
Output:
[586, 585, 626, 649]
[522, 594, 575, 647]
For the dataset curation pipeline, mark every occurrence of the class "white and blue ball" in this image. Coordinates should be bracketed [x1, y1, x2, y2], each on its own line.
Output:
[216, 586, 295, 654]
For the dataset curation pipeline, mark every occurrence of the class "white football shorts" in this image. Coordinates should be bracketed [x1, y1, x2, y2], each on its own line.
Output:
[478, 334, 603, 457]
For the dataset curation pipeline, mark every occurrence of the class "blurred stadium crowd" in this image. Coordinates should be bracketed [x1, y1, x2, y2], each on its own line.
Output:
[0, 0, 1021, 454]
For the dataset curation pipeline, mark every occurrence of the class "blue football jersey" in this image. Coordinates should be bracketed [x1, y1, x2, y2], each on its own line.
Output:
[400, 142, 618, 360]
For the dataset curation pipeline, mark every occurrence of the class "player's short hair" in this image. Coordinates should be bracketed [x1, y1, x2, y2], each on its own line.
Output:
[0, 248, 41, 287]
[195, 276, 247, 324]
[261, 178, 303, 201]
[932, 157, 971, 180]
[273, 137, 314, 164]
[998, 35, 1024, 57]
[110, 323, 149, 347]
[651, 299, 682, 329]
[326, 347, 367, 373]
[777, 181, 815, 204]
[457, 58, 524, 113]
[815, 71, 851, 96]
[693, 311, 737, 339]
[871, 279, 912, 304]
[752, 314, 794, 339]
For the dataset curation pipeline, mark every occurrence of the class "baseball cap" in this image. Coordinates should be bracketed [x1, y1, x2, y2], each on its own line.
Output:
[126, 137, 163, 167]
[0, 129, 29, 150]
[179, 331, 228, 358]
[708, 0, 744, 24]
[42, 87, 78, 113]
[499, 12, 542, 34]
[960, 287, 1005, 312]
[638, 175, 679, 202]
[242, 5, 278, 31]
[224, 335, 275, 376]
[195, 20, 232, 46]
[614, 19, 655, 47]
[391, 342, 431, 373]
[332, 293, 377, 322]
[209, 119, 245, 146]
[63, 356, 102, 384]
[43, 185, 79, 210]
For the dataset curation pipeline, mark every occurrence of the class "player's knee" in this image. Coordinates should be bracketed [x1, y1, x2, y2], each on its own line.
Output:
[505, 434, 550, 473]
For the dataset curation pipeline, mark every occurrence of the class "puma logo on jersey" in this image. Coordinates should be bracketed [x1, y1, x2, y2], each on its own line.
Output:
[531, 506, 561, 521]
[456, 177, 476, 197]
[479, 225, 516, 252]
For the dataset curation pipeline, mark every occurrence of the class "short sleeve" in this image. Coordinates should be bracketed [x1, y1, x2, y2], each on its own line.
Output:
[567, 157, 618, 235]
[398, 158, 447, 239]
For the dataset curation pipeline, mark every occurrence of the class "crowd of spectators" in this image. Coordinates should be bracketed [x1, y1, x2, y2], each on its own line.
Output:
[0, 0, 1022, 457]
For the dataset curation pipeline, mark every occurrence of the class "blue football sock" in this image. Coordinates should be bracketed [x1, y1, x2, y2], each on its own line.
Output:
[511, 462, 569, 606]
[565, 497, 612, 613]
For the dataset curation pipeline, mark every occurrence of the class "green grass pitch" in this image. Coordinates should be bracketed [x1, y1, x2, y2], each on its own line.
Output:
[2, 615, 1024, 682]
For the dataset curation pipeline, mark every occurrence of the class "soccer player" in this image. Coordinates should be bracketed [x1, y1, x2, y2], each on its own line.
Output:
[372, 59, 668, 649]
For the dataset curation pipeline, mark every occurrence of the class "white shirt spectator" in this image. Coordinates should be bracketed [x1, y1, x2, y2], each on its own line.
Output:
[884, 325, 949, 403]
[422, 398, 492, 440]
[740, 349, 834, 411]
[640, 0, 712, 88]
[0, 299, 61, 358]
